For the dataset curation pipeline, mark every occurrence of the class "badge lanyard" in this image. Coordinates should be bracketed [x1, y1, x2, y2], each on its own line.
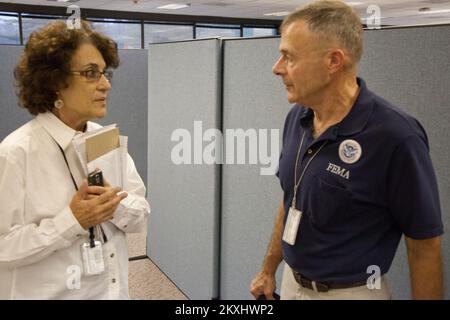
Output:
[291, 131, 328, 209]
[55, 142, 107, 247]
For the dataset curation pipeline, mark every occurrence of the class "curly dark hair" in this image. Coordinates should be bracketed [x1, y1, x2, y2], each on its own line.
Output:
[14, 20, 120, 115]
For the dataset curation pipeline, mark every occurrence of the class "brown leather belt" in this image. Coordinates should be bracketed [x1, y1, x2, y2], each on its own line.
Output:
[292, 270, 367, 293]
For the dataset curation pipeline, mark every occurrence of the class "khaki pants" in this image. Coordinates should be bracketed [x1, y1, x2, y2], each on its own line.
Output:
[280, 263, 392, 300]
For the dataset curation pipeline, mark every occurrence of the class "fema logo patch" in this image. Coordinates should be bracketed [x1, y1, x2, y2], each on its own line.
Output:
[339, 140, 362, 164]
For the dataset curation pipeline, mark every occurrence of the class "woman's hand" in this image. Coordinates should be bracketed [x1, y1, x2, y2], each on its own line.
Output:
[70, 181, 128, 229]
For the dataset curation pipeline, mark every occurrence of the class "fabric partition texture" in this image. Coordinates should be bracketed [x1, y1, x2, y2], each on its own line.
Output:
[147, 39, 221, 299]
[221, 37, 286, 300]
[98, 49, 148, 187]
[0, 45, 33, 141]
[359, 25, 450, 300]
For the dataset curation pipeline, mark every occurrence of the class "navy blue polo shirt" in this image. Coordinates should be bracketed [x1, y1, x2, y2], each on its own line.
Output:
[277, 78, 443, 284]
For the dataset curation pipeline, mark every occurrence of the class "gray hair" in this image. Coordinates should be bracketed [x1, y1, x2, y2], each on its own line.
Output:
[281, 0, 363, 68]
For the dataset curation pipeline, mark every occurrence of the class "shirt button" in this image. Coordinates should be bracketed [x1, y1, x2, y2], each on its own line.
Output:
[307, 149, 313, 154]
[112, 278, 116, 283]
[110, 253, 115, 258]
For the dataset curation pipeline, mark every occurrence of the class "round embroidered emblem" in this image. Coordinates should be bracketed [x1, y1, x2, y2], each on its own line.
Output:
[339, 139, 362, 164]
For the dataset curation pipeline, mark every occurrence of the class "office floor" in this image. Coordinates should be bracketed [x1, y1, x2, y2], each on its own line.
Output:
[127, 232, 187, 300]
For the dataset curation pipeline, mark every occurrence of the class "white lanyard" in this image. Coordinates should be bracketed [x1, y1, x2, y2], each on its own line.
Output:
[291, 131, 328, 208]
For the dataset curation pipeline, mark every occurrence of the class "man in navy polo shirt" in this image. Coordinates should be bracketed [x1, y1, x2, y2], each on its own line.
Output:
[250, 0, 443, 300]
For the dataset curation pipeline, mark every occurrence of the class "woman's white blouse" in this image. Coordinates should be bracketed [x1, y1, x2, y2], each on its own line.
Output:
[0, 112, 150, 299]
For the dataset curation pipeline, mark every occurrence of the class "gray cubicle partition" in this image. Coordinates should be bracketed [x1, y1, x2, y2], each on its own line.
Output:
[147, 39, 221, 299]
[98, 49, 149, 187]
[0, 46, 148, 187]
[360, 25, 450, 300]
[0, 45, 33, 140]
[221, 25, 449, 300]
[221, 37, 286, 300]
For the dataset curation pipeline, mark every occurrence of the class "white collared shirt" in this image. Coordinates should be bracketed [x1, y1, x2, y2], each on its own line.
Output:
[0, 112, 150, 299]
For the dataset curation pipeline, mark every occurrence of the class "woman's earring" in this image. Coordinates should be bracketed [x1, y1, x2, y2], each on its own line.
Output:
[54, 99, 64, 109]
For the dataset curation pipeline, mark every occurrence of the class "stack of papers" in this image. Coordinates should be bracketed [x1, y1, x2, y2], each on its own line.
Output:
[72, 124, 128, 189]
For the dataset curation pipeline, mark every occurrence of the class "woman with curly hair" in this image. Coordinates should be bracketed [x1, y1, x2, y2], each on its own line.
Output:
[0, 20, 150, 299]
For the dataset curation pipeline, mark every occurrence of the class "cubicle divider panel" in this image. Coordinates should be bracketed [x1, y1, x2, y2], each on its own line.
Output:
[0, 45, 32, 141]
[360, 25, 450, 300]
[98, 49, 149, 187]
[221, 37, 286, 300]
[147, 39, 221, 299]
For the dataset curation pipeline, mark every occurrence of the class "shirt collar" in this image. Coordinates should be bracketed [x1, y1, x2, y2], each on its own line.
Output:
[298, 77, 374, 138]
[36, 112, 80, 150]
[335, 77, 374, 136]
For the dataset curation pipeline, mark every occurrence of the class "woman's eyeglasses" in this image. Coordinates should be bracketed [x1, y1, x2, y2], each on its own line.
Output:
[70, 69, 113, 82]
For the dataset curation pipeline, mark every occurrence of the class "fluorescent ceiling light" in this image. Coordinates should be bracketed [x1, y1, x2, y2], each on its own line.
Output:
[264, 11, 290, 17]
[419, 9, 450, 14]
[157, 4, 190, 10]
[47, 0, 80, 2]
[361, 8, 450, 21]
[361, 16, 386, 20]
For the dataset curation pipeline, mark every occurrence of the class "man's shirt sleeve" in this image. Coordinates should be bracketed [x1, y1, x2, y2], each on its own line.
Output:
[387, 134, 444, 239]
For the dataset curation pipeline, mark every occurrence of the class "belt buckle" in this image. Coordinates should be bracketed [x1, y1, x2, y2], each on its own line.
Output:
[295, 271, 329, 293]
[312, 281, 329, 293]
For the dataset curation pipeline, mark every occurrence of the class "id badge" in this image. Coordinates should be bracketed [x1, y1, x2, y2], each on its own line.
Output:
[81, 241, 105, 276]
[282, 207, 302, 245]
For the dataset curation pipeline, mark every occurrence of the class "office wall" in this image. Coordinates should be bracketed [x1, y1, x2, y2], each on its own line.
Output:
[0, 46, 148, 186]
[146, 39, 221, 299]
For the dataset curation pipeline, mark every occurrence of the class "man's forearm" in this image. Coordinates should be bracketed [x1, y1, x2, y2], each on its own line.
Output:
[406, 236, 443, 299]
[262, 203, 285, 275]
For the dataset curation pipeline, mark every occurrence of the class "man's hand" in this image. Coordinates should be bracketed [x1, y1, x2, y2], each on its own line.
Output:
[250, 202, 284, 300]
[250, 271, 277, 300]
[70, 181, 128, 229]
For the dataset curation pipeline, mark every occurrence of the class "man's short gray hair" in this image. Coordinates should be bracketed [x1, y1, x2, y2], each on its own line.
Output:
[281, 0, 363, 67]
